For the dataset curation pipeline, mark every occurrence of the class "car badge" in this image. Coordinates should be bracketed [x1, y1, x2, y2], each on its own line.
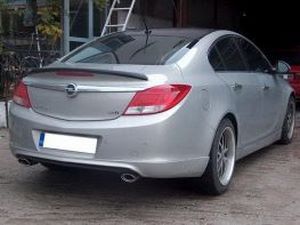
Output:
[65, 83, 78, 97]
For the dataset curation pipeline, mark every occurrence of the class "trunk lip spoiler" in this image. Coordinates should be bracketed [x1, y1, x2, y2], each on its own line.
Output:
[28, 67, 149, 81]
[23, 81, 146, 93]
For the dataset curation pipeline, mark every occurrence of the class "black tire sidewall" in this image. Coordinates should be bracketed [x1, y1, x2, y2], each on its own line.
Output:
[201, 118, 236, 195]
[280, 97, 296, 145]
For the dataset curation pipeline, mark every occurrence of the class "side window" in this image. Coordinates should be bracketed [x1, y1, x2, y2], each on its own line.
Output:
[236, 38, 271, 73]
[215, 37, 247, 71]
[208, 47, 226, 71]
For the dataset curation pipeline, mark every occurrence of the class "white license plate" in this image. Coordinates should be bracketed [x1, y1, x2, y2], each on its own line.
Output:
[39, 132, 97, 154]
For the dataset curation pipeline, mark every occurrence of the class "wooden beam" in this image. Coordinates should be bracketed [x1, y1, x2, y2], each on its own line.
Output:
[214, 0, 218, 28]
[176, 0, 189, 27]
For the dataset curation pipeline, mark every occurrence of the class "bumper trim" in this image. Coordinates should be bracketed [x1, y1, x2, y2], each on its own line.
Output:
[17, 154, 139, 175]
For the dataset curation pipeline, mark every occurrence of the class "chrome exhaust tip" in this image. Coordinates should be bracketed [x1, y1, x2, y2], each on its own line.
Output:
[18, 158, 36, 166]
[120, 173, 140, 183]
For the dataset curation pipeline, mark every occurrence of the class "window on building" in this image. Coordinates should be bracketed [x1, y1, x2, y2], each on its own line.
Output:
[70, 0, 89, 38]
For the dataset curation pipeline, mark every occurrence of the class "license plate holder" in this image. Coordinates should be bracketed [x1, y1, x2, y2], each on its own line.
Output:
[39, 132, 97, 154]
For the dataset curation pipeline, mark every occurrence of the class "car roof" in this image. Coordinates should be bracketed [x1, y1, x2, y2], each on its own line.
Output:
[126, 28, 215, 40]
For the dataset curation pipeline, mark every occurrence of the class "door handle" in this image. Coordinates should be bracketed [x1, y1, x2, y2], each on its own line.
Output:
[231, 82, 243, 91]
[262, 84, 270, 91]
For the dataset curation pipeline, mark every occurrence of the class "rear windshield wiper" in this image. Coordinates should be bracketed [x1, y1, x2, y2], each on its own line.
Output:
[129, 41, 156, 60]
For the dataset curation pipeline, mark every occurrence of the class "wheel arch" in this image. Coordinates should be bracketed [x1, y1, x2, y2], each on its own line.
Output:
[290, 91, 296, 100]
[222, 113, 238, 145]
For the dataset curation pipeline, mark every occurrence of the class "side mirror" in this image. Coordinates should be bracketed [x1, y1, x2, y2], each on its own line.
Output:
[276, 60, 291, 74]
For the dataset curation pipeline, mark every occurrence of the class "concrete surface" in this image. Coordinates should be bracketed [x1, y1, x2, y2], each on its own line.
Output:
[0, 101, 11, 128]
[0, 101, 7, 128]
[0, 113, 299, 225]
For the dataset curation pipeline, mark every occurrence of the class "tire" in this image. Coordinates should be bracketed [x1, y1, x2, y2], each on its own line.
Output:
[200, 119, 236, 195]
[278, 96, 296, 145]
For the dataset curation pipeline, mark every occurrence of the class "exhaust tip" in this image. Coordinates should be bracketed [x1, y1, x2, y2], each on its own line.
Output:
[120, 173, 140, 183]
[18, 158, 36, 166]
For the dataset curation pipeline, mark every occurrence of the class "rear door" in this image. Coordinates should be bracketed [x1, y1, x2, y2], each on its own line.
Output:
[209, 37, 262, 148]
[236, 37, 282, 136]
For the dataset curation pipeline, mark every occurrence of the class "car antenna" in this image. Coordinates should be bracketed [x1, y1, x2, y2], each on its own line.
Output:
[142, 15, 151, 52]
[142, 16, 151, 36]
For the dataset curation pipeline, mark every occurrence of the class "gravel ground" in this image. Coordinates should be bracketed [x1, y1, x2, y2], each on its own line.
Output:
[0, 113, 299, 225]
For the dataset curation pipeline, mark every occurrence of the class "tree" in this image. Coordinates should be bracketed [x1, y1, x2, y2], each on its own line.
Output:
[36, 0, 107, 49]
[36, 0, 62, 49]
[0, 0, 5, 34]
[0, 0, 5, 53]
[1, 0, 109, 52]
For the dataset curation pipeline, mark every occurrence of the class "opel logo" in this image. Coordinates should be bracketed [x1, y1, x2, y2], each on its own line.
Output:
[65, 83, 78, 97]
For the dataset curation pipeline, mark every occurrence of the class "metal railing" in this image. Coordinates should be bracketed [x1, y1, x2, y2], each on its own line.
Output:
[0, 32, 61, 127]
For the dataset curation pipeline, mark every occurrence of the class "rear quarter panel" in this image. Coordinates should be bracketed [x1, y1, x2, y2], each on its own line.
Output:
[176, 31, 239, 156]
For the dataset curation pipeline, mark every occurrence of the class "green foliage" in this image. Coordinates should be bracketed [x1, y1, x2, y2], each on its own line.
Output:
[94, 0, 107, 10]
[0, 0, 7, 33]
[37, 0, 107, 46]
[0, 0, 109, 52]
[0, 0, 6, 11]
[37, 0, 62, 46]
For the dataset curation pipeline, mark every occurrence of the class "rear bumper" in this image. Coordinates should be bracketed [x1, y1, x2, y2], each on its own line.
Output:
[12, 145, 209, 178]
[9, 103, 213, 178]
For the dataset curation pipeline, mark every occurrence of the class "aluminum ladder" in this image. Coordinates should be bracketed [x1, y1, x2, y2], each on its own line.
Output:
[101, 0, 136, 37]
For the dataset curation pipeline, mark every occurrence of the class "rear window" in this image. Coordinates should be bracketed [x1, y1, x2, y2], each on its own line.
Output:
[63, 33, 192, 65]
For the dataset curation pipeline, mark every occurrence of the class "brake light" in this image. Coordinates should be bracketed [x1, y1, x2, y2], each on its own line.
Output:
[56, 70, 94, 77]
[124, 84, 191, 115]
[13, 81, 32, 108]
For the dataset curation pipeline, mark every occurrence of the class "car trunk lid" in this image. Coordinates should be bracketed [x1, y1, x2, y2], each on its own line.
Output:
[23, 64, 182, 121]
[24, 67, 148, 121]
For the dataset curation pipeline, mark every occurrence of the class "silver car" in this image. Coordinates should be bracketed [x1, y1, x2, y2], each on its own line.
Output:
[9, 29, 296, 195]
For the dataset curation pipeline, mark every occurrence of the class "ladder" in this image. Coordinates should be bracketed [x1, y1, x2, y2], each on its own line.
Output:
[101, 0, 136, 37]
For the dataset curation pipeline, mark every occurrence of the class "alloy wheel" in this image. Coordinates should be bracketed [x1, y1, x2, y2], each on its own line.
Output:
[217, 127, 236, 186]
[286, 101, 296, 140]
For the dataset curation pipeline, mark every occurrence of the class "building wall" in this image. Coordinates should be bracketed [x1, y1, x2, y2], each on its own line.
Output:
[118, 0, 240, 31]
[117, 0, 174, 30]
[118, 12, 173, 30]
[187, 0, 240, 29]
[63, 0, 240, 53]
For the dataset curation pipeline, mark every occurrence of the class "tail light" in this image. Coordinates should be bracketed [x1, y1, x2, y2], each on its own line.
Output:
[124, 84, 191, 115]
[13, 81, 32, 108]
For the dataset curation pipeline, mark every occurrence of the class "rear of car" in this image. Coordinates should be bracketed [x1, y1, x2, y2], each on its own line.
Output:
[9, 29, 213, 178]
[9, 29, 295, 195]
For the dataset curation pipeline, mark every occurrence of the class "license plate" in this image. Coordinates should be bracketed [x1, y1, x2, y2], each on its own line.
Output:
[39, 132, 97, 154]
